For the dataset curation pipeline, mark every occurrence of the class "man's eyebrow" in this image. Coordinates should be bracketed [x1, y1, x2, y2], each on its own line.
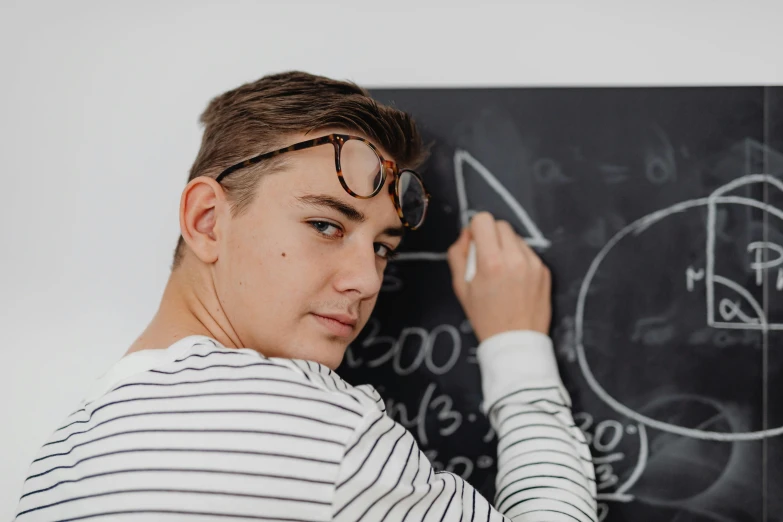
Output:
[295, 194, 406, 238]
[296, 194, 366, 222]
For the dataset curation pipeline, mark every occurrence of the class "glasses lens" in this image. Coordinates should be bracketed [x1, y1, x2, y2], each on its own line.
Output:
[398, 170, 427, 228]
[340, 140, 383, 196]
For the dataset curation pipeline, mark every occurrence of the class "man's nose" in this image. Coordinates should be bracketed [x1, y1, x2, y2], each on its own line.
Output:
[333, 239, 383, 298]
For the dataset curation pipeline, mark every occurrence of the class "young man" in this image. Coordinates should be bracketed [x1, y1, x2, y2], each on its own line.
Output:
[15, 72, 596, 521]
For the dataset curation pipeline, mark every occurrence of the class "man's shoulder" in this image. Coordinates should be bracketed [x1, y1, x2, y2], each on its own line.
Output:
[42, 343, 387, 461]
[114, 343, 386, 416]
[17, 344, 389, 519]
[266, 355, 388, 414]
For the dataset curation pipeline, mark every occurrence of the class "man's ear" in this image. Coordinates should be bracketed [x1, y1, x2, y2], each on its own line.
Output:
[179, 176, 226, 264]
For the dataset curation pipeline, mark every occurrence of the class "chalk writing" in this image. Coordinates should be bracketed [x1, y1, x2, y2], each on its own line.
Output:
[575, 411, 649, 522]
[686, 266, 704, 291]
[349, 319, 462, 376]
[424, 449, 494, 480]
[747, 241, 783, 286]
[385, 382, 461, 446]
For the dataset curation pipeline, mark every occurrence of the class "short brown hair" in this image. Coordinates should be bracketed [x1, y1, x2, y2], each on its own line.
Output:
[172, 71, 427, 269]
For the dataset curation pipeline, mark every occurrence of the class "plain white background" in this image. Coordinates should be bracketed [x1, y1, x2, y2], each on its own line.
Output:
[1, 0, 781, 517]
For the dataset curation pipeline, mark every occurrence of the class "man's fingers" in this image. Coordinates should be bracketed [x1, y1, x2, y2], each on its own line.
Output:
[496, 220, 526, 266]
[447, 226, 470, 273]
[470, 212, 502, 272]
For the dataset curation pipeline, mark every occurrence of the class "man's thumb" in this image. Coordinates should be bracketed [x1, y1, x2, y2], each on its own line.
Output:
[447, 227, 471, 297]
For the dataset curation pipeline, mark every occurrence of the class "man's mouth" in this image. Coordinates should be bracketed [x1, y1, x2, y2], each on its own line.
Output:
[311, 313, 357, 337]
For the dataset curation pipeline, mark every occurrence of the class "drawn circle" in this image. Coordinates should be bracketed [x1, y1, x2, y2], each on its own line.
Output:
[575, 195, 783, 441]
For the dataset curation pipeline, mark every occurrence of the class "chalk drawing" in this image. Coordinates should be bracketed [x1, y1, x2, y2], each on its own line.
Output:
[395, 149, 550, 262]
[576, 175, 783, 441]
[706, 174, 783, 330]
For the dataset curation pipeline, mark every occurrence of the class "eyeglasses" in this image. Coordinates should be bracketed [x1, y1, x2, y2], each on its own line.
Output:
[215, 133, 430, 230]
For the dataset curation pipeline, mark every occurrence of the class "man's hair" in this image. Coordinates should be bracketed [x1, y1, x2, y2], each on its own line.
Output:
[172, 71, 428, 270]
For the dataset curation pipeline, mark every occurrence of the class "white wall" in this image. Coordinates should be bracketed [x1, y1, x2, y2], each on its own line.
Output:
[1, 0, 780, 516]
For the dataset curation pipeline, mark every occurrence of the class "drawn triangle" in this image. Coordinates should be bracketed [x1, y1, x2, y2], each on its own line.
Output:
[454, 149, 550, 249]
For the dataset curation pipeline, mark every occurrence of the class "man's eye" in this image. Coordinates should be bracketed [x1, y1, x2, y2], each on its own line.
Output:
[375, 243, 399, 260]
[309, 220, 342, 237]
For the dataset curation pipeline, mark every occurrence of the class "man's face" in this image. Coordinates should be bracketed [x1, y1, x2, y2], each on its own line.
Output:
[215, 132, 405, 369]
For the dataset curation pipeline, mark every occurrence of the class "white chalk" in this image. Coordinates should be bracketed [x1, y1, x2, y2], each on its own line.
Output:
[465, 240, 477, 282]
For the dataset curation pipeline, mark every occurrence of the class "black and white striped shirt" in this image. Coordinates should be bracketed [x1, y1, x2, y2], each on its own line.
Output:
[15, 332, 596, 521]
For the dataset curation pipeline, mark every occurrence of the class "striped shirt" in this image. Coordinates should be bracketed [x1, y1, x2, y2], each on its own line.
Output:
[15, 332, 597, 521]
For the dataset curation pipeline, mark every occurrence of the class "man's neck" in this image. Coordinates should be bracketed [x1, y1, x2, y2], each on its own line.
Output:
[126, 258, 240, 355]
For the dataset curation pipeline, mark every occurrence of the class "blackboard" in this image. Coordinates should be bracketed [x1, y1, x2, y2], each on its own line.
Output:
[337, 87, 783, 522]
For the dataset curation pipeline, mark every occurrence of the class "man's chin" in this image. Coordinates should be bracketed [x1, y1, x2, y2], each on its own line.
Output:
[303, 334, 349, 370]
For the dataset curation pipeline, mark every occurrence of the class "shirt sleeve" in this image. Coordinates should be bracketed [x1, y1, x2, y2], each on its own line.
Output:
[331, 331, 597, 522]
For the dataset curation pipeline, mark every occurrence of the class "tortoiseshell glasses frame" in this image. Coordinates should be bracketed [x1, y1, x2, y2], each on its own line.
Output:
[215, 133, 431, 230]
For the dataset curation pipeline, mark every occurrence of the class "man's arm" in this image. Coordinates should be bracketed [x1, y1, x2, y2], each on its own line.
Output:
[479, 330, 596, 519]
[332, 331, 596, 521]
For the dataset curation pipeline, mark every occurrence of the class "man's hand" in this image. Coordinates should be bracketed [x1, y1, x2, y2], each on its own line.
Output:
[447, 211, 552, 342]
